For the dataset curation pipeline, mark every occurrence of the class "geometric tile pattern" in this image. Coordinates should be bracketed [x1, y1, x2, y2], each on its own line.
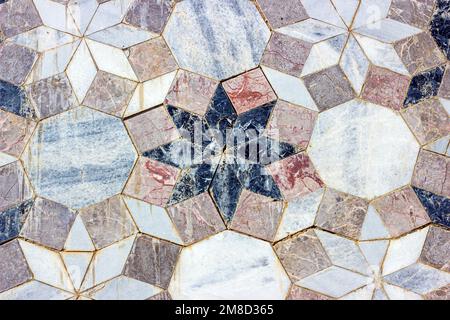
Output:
[0, 0, 449, 300]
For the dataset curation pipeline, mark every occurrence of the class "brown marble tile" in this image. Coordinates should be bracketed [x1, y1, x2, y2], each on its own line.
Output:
[425, 284, 450, 300]
[0, 109, 36, 157]
[124, 0, 174, 34]
[267, 152, 324, 201]
[79, 195, 137, 249]
[394, 32, 446, 75]
[148, 290, 172, 300]
[125, 106, 180, 153]
[388, 0, 435, 29]
[287, 285, 332, 300]
[274, 229, 332, 282]
[438, 64, 450, 99]
[303, 65, 355, 111]
[266, 100, 317, 150]
[257, 0, 308, 29]
[128, 37, 178, 82]
[83, 71, 137, 117]
[361, 65, 410, 111]
[0, 161, 32, 212]
[124, 158, 180, 207]
[402, 99, 450, 145]
[222, 68, 276, 114]
[419, 226, 449, 272]
[0, 42, 36, 85]
[123, 234, 181, 289]
[20, 198, 76, 250]
[167, 192, 225, 245]
[26, 73, 77, 119]
[165, 70, 218, 116]
[0, 0, 42, 38]
[261, 32, 312, 77]
[0, 239, 32, 293]
[371, 186, 430, 238]
[412, 150, 450, 197]
[230, 190, 283, 241]
[315, 188, 368, 239]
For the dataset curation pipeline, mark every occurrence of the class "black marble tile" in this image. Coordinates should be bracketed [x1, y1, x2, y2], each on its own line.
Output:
[0, 80, 34, 118]
[413, 186, 450, 228]
[430, 0, 450, 59]
[232, 102, 275, 137]
[237, 164, 282, 200]
[404, 65, 445, 106]
[0, 200, 33, 244]
[143, 139, 203, 169]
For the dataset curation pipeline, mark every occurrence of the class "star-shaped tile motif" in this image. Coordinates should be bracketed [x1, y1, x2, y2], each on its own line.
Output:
[143, 84, 296, 221]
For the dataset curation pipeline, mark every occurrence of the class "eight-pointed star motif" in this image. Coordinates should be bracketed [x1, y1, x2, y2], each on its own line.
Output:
[143, 84, 297, 221]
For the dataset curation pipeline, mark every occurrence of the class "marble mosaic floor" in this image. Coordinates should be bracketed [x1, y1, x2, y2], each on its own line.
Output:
[0, 0, 449, 301]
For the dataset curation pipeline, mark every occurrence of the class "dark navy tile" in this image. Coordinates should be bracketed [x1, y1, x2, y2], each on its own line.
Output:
[0, 199, 33, 244]
[404, 65, 445, 106]
[233, 102, 275, 137]
[413, 186, 450, 228]
[0, 80, 34, 118]
[143, 139, 202, 169]
[168, 163, 216, 205]
[237, 164, 282, 200]
[430, 0, 450, 59]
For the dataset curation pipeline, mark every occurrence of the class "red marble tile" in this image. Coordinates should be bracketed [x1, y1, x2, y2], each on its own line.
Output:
[230, 190, 283, 241]
[425, 284, 450, 300]
[361, 65, 410, 111]
[0, 109, 36, 157]
[165, 70, 218, 116]
[124, 158, 180, 207]
[125, 106, 180, 153]
[371, 186, 430, 238]
[0, 239, 32, 293]
[261, 32, 312, 77]
[167, 192, 225, 245]
[257, 0, 309, 29]
[412, 149, 450, 197]
[222, 68, 276, 114]
[266, 100, 317, 150]
[267, 152, 323, 201]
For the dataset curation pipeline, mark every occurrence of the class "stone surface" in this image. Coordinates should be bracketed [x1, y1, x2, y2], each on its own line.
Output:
[0, 0, 42, 38]
[0, 161, 32, 212]
[0, 109, 36, 157]
[388, 0, 435, 29]
[124, 0, 174, 34]
[412, 150, 449, 197]
[0, 42, 36, 85]
[404, 65, 445, 106]
[257, 0, 308, 29]
[0, 240, 32, 293]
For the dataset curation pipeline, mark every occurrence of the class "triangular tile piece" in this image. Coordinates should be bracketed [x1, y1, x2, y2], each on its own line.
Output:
[61, 252, 93, 290]
[359, 240, 389, 267]
[33, 0, 80, 35]
[64, 215, 95, 251]
[301, 0, 346, 28]
[424, 136, 449, 156]
[360, 206, 390, 240]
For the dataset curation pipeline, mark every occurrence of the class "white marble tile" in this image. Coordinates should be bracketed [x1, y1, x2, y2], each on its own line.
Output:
[88, 23, 157, 49]
[360, 206, 390, 240]
[168, 231, 290, 300]
[11, 26, 78, 52]
[301, 0, 346, 28]
[261, 66, 317, 111]
[61, 252, 93, 290]
[124, 196, 183, 245]
[354, 35, 409, 76]
[66, 40, 98, 102]
[340, 34, 370, 94]
[124, 71, 177, 117]
[301, 34, 347, 76]
[308, 100, 419, 199]
[440, 98, 450, 113]
[19, 240, 74, 292]
[354, 19, 422, 43]
[86, 39, 138, 81]
[0, 152, 17, 167]
[340, 284, 375, 300]
[315, 230, 370, 275]
[274, 188, 324, 241]
[33, 0, 80, 35]
[67, 0, 99, 35]
[331, 0, 359, 27]
[383, 283, 424, 300]
[382, 227, 429, 276]
[0, 281, 73, 300]
[85, 0, 136, 34]
[297, 266, 370, 298]
[276, 19, 346, 43]
[352, 0, 392, 29]
[81, 236, 135, 291]
[424, 135, 450, 156]
[64, 215, 95, 251]
[359, 240, 389, 267]
[84, 275, 162, 300]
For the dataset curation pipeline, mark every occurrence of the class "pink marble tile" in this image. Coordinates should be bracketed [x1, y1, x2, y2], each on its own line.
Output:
[0, 42, 36, 85]
[371, 186, 430, 238]
[266, 100, 317, 150]
[388, 0, 435, 29]
[222, 68, 276, 114]
[124, 158, 180, 207]
[125, 106, 180, 153]
[0, 0, 42, 38]
[230, 190, 283, 241]
[124, 0, 174, 34]
[419, 226, 449, 272]
[438, 64, 450, 99]
[267, 152, 324, 201]
[0, 109, 36, 157]
[0, 161, 32, 212]
[412, 149, 450, 197]
[165, 70, 218, 116]
[361, 65, 411, 111]
[287, 285, 332, 300]
[167, 192, 225, 244]
[257, 0, 308, 29]
[425, 284, 450, 300]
